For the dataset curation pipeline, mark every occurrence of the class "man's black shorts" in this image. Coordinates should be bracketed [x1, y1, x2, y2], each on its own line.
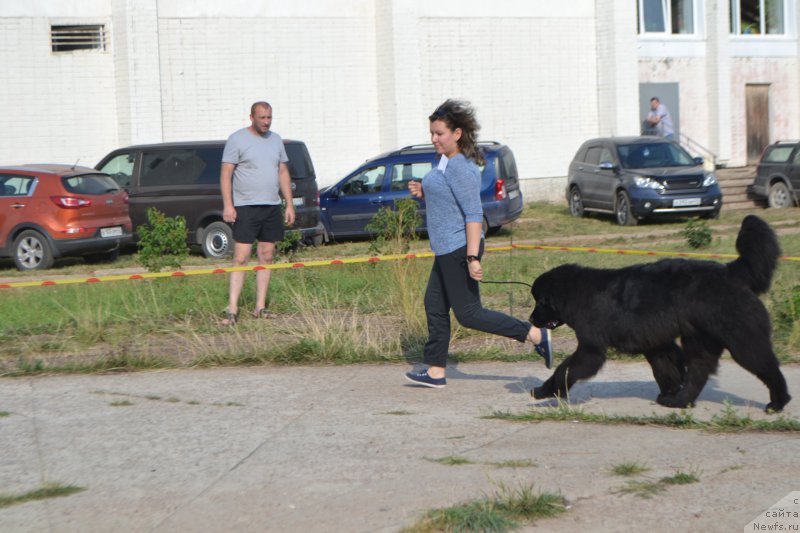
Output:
[232, 205, 284, 244]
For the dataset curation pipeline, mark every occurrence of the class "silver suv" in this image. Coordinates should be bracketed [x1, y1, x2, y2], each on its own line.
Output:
[747, 140, 800, 208]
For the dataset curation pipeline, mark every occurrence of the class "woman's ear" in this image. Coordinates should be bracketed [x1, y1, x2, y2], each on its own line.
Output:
[453, 127, 462, 142]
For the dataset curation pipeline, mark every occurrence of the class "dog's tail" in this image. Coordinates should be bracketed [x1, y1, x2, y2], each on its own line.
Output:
[726, 215, 781, 294]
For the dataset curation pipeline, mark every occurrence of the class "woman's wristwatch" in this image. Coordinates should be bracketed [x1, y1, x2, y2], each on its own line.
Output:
[466, 255, 480, 263]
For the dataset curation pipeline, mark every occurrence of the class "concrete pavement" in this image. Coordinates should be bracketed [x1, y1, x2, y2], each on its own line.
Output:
[2, 360, 799, 532]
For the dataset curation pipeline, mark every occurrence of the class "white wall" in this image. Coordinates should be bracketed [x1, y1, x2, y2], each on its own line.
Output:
[0, 0, 798, 202]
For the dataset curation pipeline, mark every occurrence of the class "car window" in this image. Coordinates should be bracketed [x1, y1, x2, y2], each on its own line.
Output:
[141, 149, 211, 187]
[193, 148, 223, 184]
[340, 166, 386, 196]
[285, 143, 315, 179]
[98, 153, 135, 187]
[390, 162, 431, 191]
[584, 147, 602, 165]
[618, 143, 694, 168]
[0, 174, 35, 196]
[599, 147, 615, 165]
[762, 146, 795, 163]
[793, 148, 800, 164]
[62, 174, 121, 195]
[499, 150, 518, 179]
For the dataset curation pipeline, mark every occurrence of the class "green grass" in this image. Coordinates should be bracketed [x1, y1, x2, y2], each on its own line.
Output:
[611, 462, 649, 476]
[1, 205, 798, 374]
[426, 456, 475, 466]
[489, 459, 537, 468]
[0, 483, 85, 508]
[487, 401, 800, 433]
[403, 483, 566, 532]
[617, 470, 700, 499]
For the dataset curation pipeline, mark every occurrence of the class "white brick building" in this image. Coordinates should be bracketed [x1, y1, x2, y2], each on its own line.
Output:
[0, 1, 798, 201]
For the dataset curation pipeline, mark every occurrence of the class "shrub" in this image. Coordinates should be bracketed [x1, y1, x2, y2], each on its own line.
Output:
[365, 197, 422, 255]
[682, 218, 712, 249]
[136, 208, 190, 272]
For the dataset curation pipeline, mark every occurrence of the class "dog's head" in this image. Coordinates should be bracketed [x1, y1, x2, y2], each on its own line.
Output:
[529, 265, 574, 330]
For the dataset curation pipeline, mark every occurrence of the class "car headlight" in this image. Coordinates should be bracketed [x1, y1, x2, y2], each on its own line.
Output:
[633, 176, 664, 191]
[702, 173, 717, 187]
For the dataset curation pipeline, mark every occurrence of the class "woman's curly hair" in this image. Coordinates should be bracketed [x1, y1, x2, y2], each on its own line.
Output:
[429, 99, 485, 166]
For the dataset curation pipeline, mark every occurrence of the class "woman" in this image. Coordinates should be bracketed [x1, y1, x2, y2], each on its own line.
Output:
[405, 99, 552, 388]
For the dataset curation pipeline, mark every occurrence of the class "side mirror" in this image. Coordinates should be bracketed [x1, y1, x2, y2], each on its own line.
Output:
[693, 156, 704, 165]
[598, 161, 617, 171]
[329, 187, 339, 199]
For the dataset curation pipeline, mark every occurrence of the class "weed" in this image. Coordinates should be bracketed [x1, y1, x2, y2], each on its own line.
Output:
[136, 208, 190, 272]
[403, 483, 566, 532]
[489, 459, 537, 468]
[0, 411, 10, 417]
[611, 462, 649, 476]
[0, 483, 85, 509]
[660, 471, 699, 485]
[383, 410, 414, 416]
[618, 479, 666, 499]
[487, 402, 800, 433]
[426, 456, 474, 466]
[682, 218, 713, 249]
[110, 399, 133, 406]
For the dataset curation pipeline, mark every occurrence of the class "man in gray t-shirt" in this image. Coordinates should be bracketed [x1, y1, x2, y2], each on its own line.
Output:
[647, 97, 674, 140]
[219, 101, 295, 325]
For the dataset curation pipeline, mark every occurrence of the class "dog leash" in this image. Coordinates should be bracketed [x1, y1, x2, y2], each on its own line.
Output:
[480, 279, 532, 288]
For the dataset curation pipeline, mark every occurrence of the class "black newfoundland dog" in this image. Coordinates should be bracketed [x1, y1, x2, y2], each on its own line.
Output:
[529, 215, 791, 413]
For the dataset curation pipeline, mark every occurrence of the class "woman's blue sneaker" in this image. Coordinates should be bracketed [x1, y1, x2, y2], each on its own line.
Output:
[405, 370, 446, 388]
[534, 328, 553, 369]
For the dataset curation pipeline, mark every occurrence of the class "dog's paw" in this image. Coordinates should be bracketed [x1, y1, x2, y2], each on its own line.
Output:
[656, 394, 692, 409]
[532, 386, 552, 399]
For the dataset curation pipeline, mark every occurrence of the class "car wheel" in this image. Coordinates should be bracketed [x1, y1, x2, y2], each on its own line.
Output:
[615, 191, 638, 226]
[768, 181, 793, 209]
[13, 230, 54, 271]
[84, 249, 120, 264]
[569, 187, 585, 217]
[202, 221, 233, 259]
[311, 234, 324, 247]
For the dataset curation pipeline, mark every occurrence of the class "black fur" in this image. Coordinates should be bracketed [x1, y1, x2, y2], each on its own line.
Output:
[529, 215, 791, 413]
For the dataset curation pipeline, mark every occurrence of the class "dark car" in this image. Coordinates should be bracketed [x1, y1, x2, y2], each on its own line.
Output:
[319, 142, 523, 239]
[0, 165, 132, 270]
[567, 136, 722, 226]
[747, 140, 800, 208]
[96, 140, 325, 258]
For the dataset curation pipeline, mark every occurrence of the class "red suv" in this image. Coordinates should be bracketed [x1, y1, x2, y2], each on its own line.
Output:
[0, 165, 132, 271]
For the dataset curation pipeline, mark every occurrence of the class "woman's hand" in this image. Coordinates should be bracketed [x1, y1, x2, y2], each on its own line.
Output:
[468, 259, 483, 281]
[408, 180, 424, 198]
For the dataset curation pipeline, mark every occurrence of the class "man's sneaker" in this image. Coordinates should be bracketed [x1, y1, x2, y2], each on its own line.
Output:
[405, 370, 446, 388]
[534, 327, 553, 369]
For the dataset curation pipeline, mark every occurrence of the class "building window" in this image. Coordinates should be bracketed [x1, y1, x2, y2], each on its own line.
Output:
[51, 25, 107, 52]
[730, 0, 785, 34]
[638, 0, 695, 35]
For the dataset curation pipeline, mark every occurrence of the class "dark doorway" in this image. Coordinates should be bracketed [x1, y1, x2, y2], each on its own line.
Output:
[746, 84, 770, 163]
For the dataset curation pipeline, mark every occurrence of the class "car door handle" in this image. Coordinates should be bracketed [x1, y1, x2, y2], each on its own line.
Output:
[370, 198, 383, 204]
[11, 203, 26, 208]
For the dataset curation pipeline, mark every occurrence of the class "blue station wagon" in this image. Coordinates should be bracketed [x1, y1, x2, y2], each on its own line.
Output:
[319, 142, 523, 240]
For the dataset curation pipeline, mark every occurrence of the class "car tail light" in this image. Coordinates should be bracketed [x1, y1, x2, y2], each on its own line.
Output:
[316, 191, 320, 206]
[51, 196, 92, 208]
[495, 178, 507, 201]
[122, 191, 129, 205]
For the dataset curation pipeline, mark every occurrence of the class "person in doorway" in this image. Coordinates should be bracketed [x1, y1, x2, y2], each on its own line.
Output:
[404, 99, 552, 388]
[647, 97, 674, 139]
[219, 101, 295, 326]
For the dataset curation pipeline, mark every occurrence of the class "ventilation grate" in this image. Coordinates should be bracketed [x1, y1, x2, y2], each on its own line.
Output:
[51, 25, 107, 52]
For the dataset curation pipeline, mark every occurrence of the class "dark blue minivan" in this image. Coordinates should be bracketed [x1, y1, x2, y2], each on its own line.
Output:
[319, 142, 524, 240]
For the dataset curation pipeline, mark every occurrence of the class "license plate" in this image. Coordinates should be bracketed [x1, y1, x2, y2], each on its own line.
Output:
[508, 190, 519, 199]
[673, 198, 701, 207]
[292, 198, 304, 206]
[100, 226, 123, 238]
